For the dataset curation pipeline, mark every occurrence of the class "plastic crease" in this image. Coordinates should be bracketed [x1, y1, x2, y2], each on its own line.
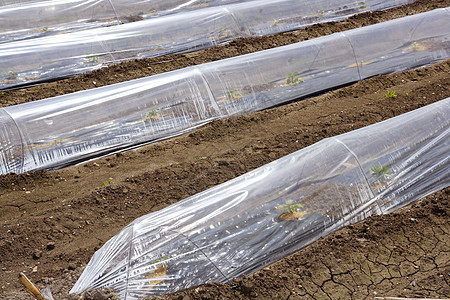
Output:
[341, 32, 362, 81]
[331, 137, 379, 210]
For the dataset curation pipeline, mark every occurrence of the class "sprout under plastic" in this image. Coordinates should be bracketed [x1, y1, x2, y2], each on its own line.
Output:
[0, 0, 415, 89]
[0, 8, 448, 175]
[71, 98, 450, 298]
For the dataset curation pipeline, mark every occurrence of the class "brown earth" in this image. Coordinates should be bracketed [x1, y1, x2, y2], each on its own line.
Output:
[0, 1, 449, 299]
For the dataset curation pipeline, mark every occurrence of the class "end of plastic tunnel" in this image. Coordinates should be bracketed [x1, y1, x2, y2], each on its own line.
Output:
[69, 219, 230, 297]
[0, 108, 24, 175]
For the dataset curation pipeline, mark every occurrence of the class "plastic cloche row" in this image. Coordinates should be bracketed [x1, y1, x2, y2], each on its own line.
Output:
[0, 8, 449, 176]
[71, 98, 450, 298]
[0, 0, 415, 88]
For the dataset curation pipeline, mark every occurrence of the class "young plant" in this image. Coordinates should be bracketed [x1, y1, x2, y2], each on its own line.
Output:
[406, 41, 426, 51]
[101, 177, 119, 187]
[213, 27, 229, 40]
[53, 87, 63, 95]
[87, 54, 98, 63]
[384, 90, 397, 98]
[277, 199, 307, 221]
[226, 89, 242, 100]
[145, 8, 158, 15]
[8, 71, 18, 80]
[109, 21, 124, 27]
[285, 72, 303, 86]
[148, 108, 160, 118]
[218, 27, 228, 36]
[34, 26, 49, 33]
[370, 165, 393, 184]
[145, 254, 171, 288]
[149, 255, 171, 265]
[101, 177, 113, 187]
[277, 199, 304, 214]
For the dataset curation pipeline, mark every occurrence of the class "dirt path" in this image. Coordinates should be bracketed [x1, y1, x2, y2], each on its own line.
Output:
[0, 1, 449, 299]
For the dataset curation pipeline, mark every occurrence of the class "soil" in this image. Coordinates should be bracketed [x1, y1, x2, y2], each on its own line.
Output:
[0, 1, 449, 299]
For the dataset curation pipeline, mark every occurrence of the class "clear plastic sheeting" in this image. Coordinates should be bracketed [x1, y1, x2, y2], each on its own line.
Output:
[0, 0, 246, 43]
[0, 0, 416, 89]
[0, 0, 38, 6]
[71, 98, 450, 299]
[0, 8, 449, 175]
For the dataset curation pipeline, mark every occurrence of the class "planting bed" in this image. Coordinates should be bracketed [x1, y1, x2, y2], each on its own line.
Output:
[0, 0, 449, 299]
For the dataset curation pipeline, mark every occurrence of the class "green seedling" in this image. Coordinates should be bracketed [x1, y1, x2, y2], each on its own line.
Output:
[214, 27, 229, 39]
[34, 26, 49, 33]
[0, 92, 4, 97]
[149, 255, 171, 265]
[110, 21, 124, 27]
[406, 41, 426, 51]
[101, 177, 119, 187]
[148, 108, 159, 118]
[53, 87, 63, 95]
[145, 8, 158, 14]
[87, 54, 98, 63]
[286, 72, 303, 85]
[277, 199, 304, 214]
[8, 71, 18, 80]
[370, 165, 393, 183]
[145, 254, 171, 279]
[227, 89, 242, 100]
[101, 177, 113, 187]
[384, 90, 397, 98]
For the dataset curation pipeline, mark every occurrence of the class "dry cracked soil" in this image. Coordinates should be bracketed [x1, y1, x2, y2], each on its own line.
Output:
[0, 0, 449, 299]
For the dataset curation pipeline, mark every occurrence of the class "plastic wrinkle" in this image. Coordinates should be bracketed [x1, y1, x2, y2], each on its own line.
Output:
[0, 0, 415, 89]
[71, 98, 450, 298]
[0, 9, 449, 175]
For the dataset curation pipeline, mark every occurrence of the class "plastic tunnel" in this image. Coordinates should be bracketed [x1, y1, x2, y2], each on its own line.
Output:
[0, 0, 36, 6]
[0, 8, 449, 175]
[0, 0, 415, 89]
[0, 0, 247, 43]
[70, 98, 450, 298]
